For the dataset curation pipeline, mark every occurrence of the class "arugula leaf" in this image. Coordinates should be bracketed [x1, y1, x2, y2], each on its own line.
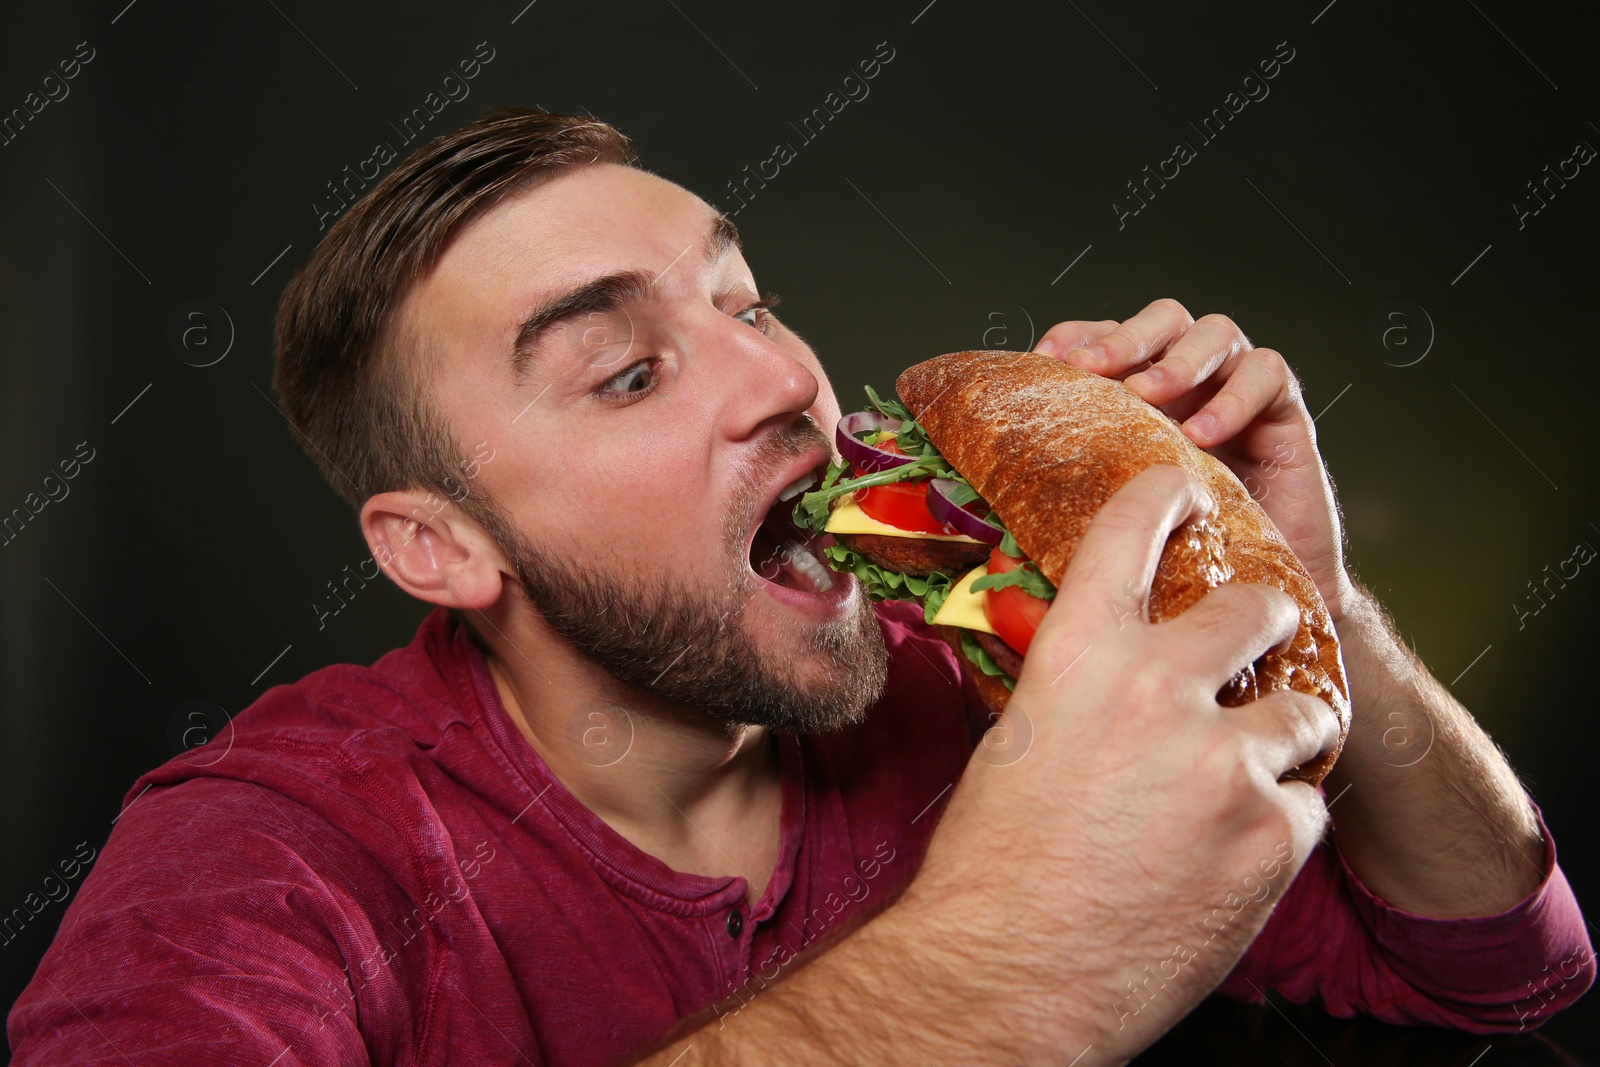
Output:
[997, 527, 1026, 559]
[893, 419, 936, 455]
[860, 384, 945, 455]
[971, 560, 1057, 601]
[958, 629, 1017, 691]
[939, 480, 981, 508]
[794, 457, 951, 533]
[863, 384, 913, 423]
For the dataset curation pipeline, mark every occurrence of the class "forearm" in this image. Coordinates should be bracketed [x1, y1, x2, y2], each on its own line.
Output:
[1321, 580, 1544, 917]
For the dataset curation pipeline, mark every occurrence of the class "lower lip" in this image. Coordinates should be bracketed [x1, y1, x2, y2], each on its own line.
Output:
[748, 536, 858, 618]
[756, 568, 859, 618]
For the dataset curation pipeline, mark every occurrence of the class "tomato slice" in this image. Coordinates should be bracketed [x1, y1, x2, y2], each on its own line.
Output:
[981, 547, 1050, 656]
[855, 480, 947, 534]
[850, 434, 950, 534]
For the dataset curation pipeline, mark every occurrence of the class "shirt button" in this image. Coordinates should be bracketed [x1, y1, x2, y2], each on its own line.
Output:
[726, 908, 744, 938]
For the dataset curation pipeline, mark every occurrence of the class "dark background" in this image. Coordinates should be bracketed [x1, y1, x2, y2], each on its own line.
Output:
[2, 0, 1596, 1061]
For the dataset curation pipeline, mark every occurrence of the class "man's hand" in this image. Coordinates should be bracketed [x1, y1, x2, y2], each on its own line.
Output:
[908, 464, 1339, 1061]
[1035, 299, 1546, 922]
[635, 467, 1341, 1065]
[1034, 298, 1358, 623]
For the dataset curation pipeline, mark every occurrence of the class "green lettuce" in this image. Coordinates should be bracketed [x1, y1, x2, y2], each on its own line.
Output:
[958, 628, 1017, 691]
[821, 542, 957, 625]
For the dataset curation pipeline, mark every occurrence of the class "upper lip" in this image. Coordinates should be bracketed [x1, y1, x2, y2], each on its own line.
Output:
[744, 446, 832, 554]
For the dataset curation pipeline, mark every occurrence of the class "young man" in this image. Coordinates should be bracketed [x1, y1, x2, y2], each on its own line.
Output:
[9, 109, 1593, 1064]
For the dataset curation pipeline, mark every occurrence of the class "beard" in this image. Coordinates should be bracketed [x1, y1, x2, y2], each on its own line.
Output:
[466, 419, 889, 733]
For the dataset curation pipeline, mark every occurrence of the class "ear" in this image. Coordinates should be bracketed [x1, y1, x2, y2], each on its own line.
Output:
[360, 488, 507, 611]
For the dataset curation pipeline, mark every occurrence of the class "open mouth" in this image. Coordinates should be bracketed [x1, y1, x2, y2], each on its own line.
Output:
[747, 465, 837, 594]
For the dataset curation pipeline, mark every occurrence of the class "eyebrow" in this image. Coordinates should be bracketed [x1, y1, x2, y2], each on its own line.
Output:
[704, 212, 742, 262]
[508, 213, 743, 385]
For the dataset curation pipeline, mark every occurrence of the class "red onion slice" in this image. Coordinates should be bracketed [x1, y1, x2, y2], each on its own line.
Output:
[926, 479, 1002, 544]
[836, 410, 915, 473]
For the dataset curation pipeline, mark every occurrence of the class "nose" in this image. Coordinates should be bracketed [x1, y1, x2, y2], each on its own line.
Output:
[709, 318, 821, 442]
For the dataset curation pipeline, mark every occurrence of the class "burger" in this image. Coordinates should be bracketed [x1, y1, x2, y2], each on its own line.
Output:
[794, 350, 1350, 785]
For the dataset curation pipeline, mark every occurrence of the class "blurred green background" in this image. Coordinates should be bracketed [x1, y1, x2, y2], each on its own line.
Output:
[2, 0, 1596, 1053]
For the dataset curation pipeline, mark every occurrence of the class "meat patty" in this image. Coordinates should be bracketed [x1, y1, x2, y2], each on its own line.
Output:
[972, 629, 1024, 679]
[837, 532, 991, 577]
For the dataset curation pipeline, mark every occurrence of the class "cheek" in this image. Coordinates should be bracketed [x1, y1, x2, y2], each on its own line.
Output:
[516, 443, 728, 571]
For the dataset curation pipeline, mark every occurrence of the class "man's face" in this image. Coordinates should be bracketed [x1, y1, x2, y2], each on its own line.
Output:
[402, 163, 887, 731]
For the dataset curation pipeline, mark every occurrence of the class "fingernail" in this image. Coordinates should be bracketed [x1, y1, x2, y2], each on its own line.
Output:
[1067, 344, 1106, 368]
[1185, 413, 1218, 441]
[1125, 366, 1163, 395]
[1035, 337, 1058, 357]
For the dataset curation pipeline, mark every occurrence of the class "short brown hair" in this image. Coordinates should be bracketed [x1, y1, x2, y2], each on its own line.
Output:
[272, 108, 638, 517]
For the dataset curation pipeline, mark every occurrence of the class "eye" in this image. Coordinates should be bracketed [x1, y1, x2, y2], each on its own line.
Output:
[594, 358, 659, 401]
[734, 293, 782, 334]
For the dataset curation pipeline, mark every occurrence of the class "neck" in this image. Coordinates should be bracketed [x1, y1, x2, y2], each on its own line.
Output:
[473, 609, 780, 865]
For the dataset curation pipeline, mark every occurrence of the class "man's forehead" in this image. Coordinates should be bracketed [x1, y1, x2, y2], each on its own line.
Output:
[404, 164, 723, 340]
[453, 164, 711, 287]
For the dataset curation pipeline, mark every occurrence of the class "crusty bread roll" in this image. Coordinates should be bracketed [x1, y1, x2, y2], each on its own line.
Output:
[899, 350, 1349, 786]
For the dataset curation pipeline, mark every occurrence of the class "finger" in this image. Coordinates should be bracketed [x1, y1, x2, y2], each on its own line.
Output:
[1221, 689, 1343, 785]
[1060, 297, 1195, 376]
[1279, 778, 1331, 868]
[1174, 348, 1303, 450]
[1156, 581, 1302, 691]
[1034, 319, 1118, 359]
[1153, 378, 1221, 425]
[1031, 465, 1214, 659]
[1121, 313, 1251, 407]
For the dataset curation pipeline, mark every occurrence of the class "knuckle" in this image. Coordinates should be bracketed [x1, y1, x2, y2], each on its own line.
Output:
[1204, 389, 1246, 426]
[1122, 659, 1181, 712]
[1254, 347, 1302, 400]
[1090, 497, 1154, 538]
[1197, 582, 1296, 645]
[1287, 692, 1338, 748]
[1251, 346, 1287, 372]
[1237, 581, 1298, 627]
[1194, 312, 1236, 336]
[1150, 297, 1194, 326]
[1099, 327, 1132, 350]
[1205, 580, 1263, 616]
[1131, 463, 1195, 497]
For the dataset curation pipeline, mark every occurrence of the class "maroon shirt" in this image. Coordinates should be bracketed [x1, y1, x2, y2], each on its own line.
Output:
[8, 602, 1593, 1063]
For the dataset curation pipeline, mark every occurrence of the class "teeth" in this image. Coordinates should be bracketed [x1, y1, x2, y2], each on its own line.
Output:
[782, 540, 835, 592]
[777, 473, 817, 502]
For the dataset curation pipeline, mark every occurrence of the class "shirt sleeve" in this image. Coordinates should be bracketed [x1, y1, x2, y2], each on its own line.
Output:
[7, 778, 380, 1065]
[1217, 803, 1596, 1033]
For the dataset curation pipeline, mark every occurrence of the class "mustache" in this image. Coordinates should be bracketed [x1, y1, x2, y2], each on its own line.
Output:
[723, 415, 832, 551]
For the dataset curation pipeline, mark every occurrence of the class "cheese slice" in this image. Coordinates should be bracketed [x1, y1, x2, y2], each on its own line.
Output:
[824, 492, 984, 544]
[930, 564, 998, 635]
